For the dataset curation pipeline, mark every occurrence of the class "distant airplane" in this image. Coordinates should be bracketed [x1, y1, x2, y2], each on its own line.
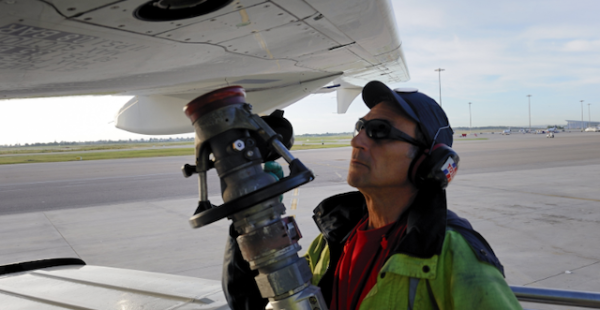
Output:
[501, 128, 511, 135]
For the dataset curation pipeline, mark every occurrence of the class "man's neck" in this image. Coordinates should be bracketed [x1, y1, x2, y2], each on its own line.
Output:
[360, 186, 418, 230]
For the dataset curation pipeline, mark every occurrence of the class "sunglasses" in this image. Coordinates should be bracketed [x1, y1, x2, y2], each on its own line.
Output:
[354, 118, 426, 147]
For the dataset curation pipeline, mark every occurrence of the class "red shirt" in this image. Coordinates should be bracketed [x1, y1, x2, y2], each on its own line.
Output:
[330, 217, 407, 310]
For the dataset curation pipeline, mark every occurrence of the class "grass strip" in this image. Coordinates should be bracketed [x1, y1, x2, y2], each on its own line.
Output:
[0, 148, 195, 165]
[0, 138, 487, 165]
[0, 142, 194, 155]
[290, 144, 350, 151]
[0, 144, 352, 165]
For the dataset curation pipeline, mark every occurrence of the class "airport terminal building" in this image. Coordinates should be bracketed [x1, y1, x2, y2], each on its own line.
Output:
[565, 120, 600, 129]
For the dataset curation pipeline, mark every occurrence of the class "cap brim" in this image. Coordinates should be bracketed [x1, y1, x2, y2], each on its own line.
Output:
[362, 81, 420, 124]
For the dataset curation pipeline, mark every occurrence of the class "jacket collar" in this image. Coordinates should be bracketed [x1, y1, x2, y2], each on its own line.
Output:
[312, 189, 447, 258]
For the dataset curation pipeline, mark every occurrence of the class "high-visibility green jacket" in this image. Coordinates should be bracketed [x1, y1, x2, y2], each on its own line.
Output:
[305, 191, 523, 310]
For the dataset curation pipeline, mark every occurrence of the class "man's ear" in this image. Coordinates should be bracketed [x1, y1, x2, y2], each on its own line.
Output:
[409, 144, 459, 190]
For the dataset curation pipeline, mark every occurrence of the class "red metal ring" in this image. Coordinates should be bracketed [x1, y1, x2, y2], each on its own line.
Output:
[184, 86, 246, 124]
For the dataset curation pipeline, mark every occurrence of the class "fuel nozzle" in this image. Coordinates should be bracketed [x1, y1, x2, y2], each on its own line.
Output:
[181, 86, 326, 310]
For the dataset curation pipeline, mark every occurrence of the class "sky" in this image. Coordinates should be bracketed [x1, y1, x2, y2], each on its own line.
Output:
[1, 0, 599, 145]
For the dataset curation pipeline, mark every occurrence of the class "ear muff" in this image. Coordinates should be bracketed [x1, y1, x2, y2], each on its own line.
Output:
[409, 143, 459, 190]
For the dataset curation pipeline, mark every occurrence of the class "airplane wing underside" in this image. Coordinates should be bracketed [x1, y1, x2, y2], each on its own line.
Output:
[0, 0, 409, 134]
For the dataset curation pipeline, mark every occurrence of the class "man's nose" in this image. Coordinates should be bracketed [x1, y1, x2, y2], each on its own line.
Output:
[351, 129, 369, 149]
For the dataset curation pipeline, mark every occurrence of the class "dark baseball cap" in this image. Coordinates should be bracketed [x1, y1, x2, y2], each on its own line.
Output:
[362, 80, 454, 148]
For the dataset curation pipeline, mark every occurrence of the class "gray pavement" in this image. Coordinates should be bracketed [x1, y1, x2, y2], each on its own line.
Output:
[1, 131, 600, 309]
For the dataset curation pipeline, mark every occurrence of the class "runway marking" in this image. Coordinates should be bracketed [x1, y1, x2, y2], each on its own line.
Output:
[291, 198, 298, 210]
[289, 188, 300, 210]
[335, 172, 342, 179]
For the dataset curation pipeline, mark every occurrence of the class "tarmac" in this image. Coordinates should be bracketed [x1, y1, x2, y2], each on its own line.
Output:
[1, 131, 599, 309]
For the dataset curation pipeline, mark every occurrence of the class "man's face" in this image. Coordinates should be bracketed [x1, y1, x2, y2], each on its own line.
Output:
[347, 101, 419, 190]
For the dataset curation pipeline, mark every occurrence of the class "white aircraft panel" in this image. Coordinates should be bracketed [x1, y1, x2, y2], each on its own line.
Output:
[116, 72, 340, 134]
[305, 0, 402, 57]
[271, 0, 317, 20]
[222, 21, 337, 59]
[0, 265, 229, 310]
[342, 60, 410, 86]
[345, 43, 381, 65]
[246, 73, 340, 113]
[0, 0, 410, 124]
[0, 293, 67, 310]
[374, 45, 405, 64]
[0, 20, 227, 96]
[303, 12, 354, 46]
[44, 0, 119, 18]
[327, 59, 374, 75]
[0, 11, 306, 98]
[72, 0, 267, 35]
[295, 48, 365, 71]
[336, 87, 361, 114]
[0, 0, 49, 22]
[115, 95, 194, 135]
[225, 71, 339, 90]
[159, 2, 295, 44]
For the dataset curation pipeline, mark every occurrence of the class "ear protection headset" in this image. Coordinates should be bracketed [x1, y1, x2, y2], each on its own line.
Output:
[408, 126, 460, 190]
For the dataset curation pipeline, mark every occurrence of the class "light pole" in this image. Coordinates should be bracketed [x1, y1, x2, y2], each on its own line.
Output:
[527, 95, 532, 132]
[589, 103, 592, 126]
[469, 102, 472, 134]
[434, 68, 445, 107]
[581, 100, 585, 130]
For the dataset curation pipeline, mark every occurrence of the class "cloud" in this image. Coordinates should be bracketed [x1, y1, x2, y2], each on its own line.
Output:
[519, 25, 598, 41]
[391, 1, 446, 30]
[380, 0, 600, 127]
[562, 40, 600, 52]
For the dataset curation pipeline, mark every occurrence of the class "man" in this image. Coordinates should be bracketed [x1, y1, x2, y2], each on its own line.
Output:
[224, 81, 522, 309]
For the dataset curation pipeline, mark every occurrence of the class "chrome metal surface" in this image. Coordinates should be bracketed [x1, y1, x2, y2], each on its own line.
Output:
[271, 139, 296, 164]
[186, 86, 325, 309]
[266, 285, 328, 310]
[254, 257, 313, 298]
[199, 170, 208, 201]
[232, 139, 245, 151]
[511, 286, 600, 308]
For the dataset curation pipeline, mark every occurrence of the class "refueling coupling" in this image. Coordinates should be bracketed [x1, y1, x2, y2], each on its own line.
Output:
[182, 86, 328, 310]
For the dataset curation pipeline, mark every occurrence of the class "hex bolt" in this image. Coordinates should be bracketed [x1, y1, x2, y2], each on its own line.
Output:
[232, 140, 245, 151]
[309, 297, 317, 304]
[245, 150, 254, 157]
